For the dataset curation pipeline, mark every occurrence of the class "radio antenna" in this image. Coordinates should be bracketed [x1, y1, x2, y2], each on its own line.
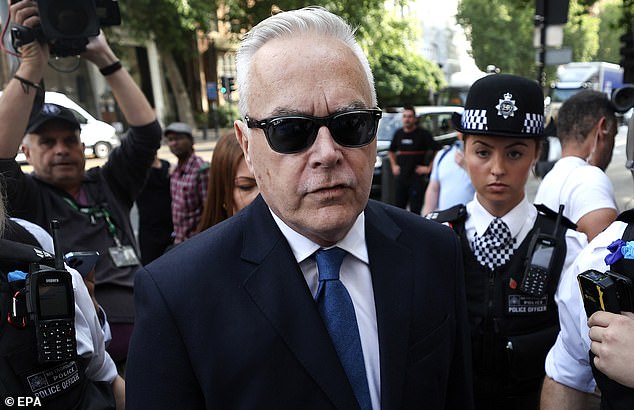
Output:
[50, 220, 64, 270]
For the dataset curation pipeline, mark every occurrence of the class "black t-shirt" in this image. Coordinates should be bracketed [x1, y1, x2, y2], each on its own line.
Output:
[389, 127, 440, 177]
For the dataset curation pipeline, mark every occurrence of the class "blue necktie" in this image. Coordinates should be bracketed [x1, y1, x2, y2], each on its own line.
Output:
[315, 247, 372, 410]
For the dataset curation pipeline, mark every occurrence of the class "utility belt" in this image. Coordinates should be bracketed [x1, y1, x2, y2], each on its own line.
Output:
[473, 324, 560, 397]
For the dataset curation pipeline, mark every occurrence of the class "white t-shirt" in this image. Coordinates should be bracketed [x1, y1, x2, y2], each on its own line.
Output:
[429, 143, 475, 210]
[544, 220, 628, 392]
[534, 156, 618, 223]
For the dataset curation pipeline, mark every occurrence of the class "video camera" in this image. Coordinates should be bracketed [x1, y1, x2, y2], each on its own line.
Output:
[578, 269, 634, 316]
[10, 0, 121, 57]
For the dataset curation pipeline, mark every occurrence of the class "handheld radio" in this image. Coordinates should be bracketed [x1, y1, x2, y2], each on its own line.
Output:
[520, 205, 564, 297]
[25, 220, 77, 363]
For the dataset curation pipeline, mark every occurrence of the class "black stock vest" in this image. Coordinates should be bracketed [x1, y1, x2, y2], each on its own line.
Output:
[431, 204, 570, 405]
[591, 210, 634, 410]
[0, 221, 90, 409]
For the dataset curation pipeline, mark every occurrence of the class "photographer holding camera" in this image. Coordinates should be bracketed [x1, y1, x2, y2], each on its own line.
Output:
[0, 0, 161, 369]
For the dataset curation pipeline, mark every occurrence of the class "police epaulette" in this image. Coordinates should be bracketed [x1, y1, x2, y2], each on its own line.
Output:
[0, 239, 55, 269]
[425, 204, 467, 224]
[535, 203, 576, 230]
[617, 208, 634, 224]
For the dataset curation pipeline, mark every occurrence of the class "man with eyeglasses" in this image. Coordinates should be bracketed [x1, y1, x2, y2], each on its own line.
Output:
[127, 7, 474, 410]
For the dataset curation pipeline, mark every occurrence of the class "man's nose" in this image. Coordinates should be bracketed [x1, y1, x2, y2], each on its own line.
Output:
[309, 126, 341, 166]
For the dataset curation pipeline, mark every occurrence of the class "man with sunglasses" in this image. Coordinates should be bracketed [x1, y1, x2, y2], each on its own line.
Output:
[127, 7, 473, 410]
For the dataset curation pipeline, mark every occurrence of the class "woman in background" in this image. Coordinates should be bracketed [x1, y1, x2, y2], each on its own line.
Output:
[196, 133, 258, 231]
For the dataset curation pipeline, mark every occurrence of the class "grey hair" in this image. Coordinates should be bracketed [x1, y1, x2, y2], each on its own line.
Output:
[236, 6, 377, 117]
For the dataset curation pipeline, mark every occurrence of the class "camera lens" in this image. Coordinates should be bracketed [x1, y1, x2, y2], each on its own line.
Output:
[49, 7, 89, 37]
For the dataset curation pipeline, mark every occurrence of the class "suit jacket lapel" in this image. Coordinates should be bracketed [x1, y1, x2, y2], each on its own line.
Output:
[365, 201, 414, 410]
[240, 197, 360, 410]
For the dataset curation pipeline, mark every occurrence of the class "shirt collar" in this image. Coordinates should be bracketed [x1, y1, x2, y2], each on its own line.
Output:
[467, 195, 535, 239]
[174, 153, 201, 173]
[269, 209, 368, 265]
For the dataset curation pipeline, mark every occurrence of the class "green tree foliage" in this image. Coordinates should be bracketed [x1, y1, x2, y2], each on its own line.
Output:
[564, 0, 599, 62]
[361, 10, 445, 106]
[221, 1, 444, 106]
[457, 0, 603, 83]
[457, 0, 536, 78]
[597, 0, 624, 64]
[121, 0, 444, 117]
[119, 0, 215, 57]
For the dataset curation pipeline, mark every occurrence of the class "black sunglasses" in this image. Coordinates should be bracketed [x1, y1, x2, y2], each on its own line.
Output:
[245, 109, 382, 154]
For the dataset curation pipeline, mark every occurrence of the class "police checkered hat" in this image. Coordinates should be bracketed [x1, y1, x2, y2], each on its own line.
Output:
[452, 74, 545, 139]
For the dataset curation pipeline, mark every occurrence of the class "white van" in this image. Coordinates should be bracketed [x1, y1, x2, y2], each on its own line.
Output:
[12, 91, 120, 162]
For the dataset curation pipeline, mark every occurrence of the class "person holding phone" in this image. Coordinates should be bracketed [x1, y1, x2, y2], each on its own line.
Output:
[427, 74, 587, 410]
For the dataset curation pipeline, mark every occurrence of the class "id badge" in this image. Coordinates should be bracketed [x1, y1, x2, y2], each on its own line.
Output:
[108, 245, 140, 268]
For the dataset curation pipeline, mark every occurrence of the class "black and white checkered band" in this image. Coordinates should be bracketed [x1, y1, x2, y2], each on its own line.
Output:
[523, 113, 544, 135]
[461, 109, 488, 131]
[473, 218, 516, 270]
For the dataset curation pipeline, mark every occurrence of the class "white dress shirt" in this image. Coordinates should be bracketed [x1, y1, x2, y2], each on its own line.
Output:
[270, 210, 381, 410]
[464, 197, 586, 277]
[545, 221, 627, 393]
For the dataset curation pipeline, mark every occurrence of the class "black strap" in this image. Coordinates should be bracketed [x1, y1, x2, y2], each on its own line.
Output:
[426, 203, 467, 224]
[534, 203, 577, 230]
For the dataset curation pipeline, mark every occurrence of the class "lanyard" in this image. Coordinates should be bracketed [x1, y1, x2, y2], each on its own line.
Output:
[62, 197, 122, 247]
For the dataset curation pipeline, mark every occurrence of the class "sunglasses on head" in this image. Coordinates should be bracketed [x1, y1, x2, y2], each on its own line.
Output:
[244, 109, 382, 154]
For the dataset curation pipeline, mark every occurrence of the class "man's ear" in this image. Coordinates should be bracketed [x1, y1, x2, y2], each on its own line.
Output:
[597, 117, 609, 137]
[21, 143, 30, 161]
[235, 120, 254, 172]
[21, 135, 32, 161]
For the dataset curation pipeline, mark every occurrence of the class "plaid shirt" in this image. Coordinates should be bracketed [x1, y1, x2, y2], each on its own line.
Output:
[170, 154, 209, 243]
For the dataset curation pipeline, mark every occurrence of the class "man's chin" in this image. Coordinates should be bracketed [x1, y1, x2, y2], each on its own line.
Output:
[49, 172, 83, 187]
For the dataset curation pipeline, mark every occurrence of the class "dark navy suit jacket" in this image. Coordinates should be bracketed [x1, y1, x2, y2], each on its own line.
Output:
[126, 195, 474, 409]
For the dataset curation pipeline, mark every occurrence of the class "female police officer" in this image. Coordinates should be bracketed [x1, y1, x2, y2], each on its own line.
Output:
[428, 74, 587, 410]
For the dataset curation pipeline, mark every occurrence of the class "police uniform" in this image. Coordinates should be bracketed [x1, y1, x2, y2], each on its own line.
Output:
[546, 212, 634, 410]
[430, 74, 588, 410]
[0, 219, 117, 409]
